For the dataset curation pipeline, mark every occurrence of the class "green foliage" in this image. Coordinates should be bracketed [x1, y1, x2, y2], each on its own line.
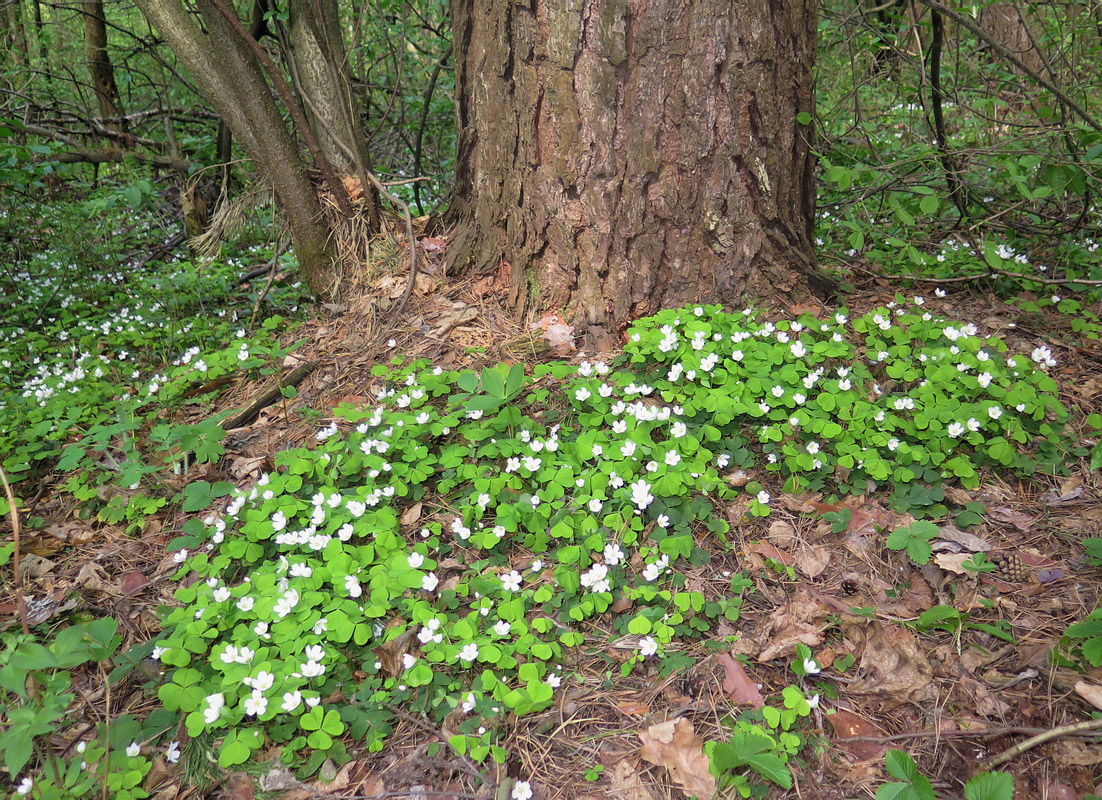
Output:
[886, 521, 938, 565]
[147, 302, 1065, 769]
[1061, 609, 1102, 669]
[875, 750, 1013, 800]
[0, 619, 166, 799]
[877, 750, 936, 800]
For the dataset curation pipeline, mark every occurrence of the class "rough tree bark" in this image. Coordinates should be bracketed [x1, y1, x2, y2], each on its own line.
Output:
[82, 0, 127, 135]
[447, 0, 831, 343]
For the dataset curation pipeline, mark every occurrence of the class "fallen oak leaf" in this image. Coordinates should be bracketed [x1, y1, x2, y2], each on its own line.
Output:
[717, 653, 764, 708]
[638, 718, 717, 799]
[828, 709, 887, 762]
[746, 541, 796, 567]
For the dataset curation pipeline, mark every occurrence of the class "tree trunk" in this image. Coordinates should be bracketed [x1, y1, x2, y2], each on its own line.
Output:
[132, 0, 352, 295]
[447, 0, 831, 342]
[0, 0, 28, 64]
[82, 0, 127, 135]
[287, 0, 372, 176]
[980, 2, 1044, 78]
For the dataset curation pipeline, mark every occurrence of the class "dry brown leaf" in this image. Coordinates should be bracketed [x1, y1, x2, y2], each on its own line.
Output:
[617, 702, 651, 716]
[746, 541, 795, 567]
[417, 236, 447, 253]
[755, 588, 828, 662]
[717, 653, 764, 708]
[846, 621, 935, 701]
[638, 719, 717, 799]
[935, 524, 991, 552]
[400, 501, 423, 526]
[795, 545, 830, 578]
[532, 312, 576, 355]
[1052, 740, 1102, 767]
[372, 622, 415, 677]
[608, 758, 658, 800]
[828, 709, 887, 762]
[990, 506, 1034, 531]
[75, 562, 114, 594]
[766, 520, 797, 546]
[934, 553, 974, 575]
[1075, 681, 1102, 710]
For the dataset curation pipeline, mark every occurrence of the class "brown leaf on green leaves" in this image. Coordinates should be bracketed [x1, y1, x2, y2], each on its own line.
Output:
[638, 718, 716, 799]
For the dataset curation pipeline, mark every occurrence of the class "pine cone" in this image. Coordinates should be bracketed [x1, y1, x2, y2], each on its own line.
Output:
[988, 552, 1029, 582]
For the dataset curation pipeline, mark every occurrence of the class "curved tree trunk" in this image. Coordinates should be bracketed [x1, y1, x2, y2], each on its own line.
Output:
[132, 0, 351, 295]
[447, 0, 831, 343]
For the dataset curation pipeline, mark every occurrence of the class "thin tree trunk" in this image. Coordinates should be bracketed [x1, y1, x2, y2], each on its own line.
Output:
[82, 0, 127, 136]
[448, 0, 831, 343]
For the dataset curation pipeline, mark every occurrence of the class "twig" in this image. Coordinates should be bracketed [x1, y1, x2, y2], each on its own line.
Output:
[915, 0, 1102, 136]
[220, 361, 317, 431]
[976, 717, 1102, 772]
[0, 464, 30, 635]
[382, 703, 487, 786]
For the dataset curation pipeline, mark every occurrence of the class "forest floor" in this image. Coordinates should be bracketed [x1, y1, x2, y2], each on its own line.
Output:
[9, 244, 1102, 800]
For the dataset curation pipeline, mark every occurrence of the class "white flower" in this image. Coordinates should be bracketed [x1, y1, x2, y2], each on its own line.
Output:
[802, 657, 821, 675]
[575, 387, 591, 402]
[603, 543, 624, 565]
[344, 575, 362, 598]
[173, 549, 188, 563]
[236, 596, 255, 612]
[203, 693, 224, 724]
[289, 563, 312, 578]
[642, 563, 661, 582]
[664, 450, 681, 466]
[15, 778, 32, 795]
[588, 498, 604, 513]
[282, 691, 302, 712]
[947, 422, 966, 438]
[790, 341, 807, 358]
[253, 670, 275, 692]
[531, 560, 543, 572]
[461, 692, 477, 713]
[657, 514, 670, 528]
[493, 620, 511, 636]
[620, 440, 637, 458]
[977, 372, 993, 388]
[244, 693, 268, 716]
[301, 660, 326, 677]
[165, 741, 181, 763]
[629, 479, 654, 510]
[305, 645, 325, 662]
[988, 406, 1002, 420]
[512, 781, 534, 800]
[501, 570, 523, 592]
[639, 636, 658, 657]
[422, 573, 439, 592]
[402, 653, 417, 670]
[126, 741, 141, 757]
[408, 552, 425, 569]
[212, 586, 231, 603]
[546, 673, 562, 688]
[756, 490, 770, 505]
[458, 643, 479, 664]
[807, 693, 820, 709]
